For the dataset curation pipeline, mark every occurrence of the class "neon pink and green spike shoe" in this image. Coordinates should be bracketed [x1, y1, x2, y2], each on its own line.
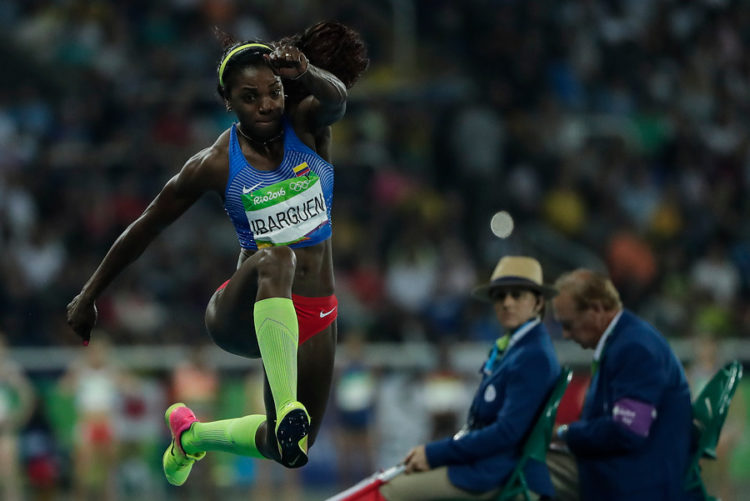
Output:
[162, 403, 206, 486]
[275, 401, 310, 468]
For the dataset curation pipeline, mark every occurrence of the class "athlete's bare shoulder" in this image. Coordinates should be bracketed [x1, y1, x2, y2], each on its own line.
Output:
[207, 127, 232, 160]
[174, 129, 232, 197]
[194, 128, 232, 171]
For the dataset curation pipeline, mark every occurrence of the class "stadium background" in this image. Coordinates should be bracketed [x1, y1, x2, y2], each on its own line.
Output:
[1, 0, 750, 499]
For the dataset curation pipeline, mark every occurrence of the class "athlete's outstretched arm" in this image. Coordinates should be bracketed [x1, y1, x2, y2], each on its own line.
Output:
[66, 148, 218, 343]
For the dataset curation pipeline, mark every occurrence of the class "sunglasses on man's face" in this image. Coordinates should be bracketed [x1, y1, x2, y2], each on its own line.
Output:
[490, 289, 532, 301]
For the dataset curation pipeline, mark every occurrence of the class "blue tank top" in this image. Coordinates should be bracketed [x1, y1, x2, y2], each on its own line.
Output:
[224, 118, 334, 250]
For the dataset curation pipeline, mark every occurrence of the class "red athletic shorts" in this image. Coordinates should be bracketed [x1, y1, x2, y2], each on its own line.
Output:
[216, 280, 338, 345]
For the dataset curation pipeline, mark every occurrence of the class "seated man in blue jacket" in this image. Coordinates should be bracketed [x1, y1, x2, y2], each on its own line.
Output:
[380, 256, 561, 501]
[549, 269, 696, 501]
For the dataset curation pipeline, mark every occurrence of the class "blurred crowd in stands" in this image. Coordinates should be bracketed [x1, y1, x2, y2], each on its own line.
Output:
[2, 0, 750, 347]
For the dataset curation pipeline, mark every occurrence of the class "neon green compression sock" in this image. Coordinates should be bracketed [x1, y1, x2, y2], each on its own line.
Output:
[181, 414, 266, 458]
[253, 297, 299, 414]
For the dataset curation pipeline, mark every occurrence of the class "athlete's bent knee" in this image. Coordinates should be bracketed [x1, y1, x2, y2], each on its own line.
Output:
[204, 298, 261, 358]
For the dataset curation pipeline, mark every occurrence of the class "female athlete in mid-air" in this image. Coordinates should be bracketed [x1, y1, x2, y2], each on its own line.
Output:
[66, 21, 368, 485]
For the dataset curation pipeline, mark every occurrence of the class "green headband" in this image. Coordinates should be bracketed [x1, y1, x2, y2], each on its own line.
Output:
[218, 43, 272, 87]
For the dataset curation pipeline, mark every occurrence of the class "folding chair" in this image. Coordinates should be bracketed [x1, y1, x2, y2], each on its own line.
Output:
[685, 360, 744, 501]
[495, 367, 573, 501]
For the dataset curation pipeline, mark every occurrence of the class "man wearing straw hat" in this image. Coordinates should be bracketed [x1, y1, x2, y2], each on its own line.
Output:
[548, 269, 696, 501]
[380, 256, 561, 501]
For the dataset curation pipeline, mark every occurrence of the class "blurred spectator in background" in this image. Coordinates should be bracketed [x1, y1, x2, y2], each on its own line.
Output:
[1, 0, 749, 348]
[21, 399, 61, 501]
[333, 330, 377, 490]
[550, 270, 696, 501]
[171, 345, 219, 423]
[690, 238, 741, 305]
[374, 368, 429, 473]
[169, 344, 219, 495]
[116, 371, 167, 500]
[421, 341, 470, 441]
[0, 331, 35, 501]
[381, 256, 560, 500]
[58, 335, 133, 501]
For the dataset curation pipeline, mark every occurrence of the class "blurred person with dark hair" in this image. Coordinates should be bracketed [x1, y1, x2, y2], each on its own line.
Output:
[65, 21, 369, 486]
[0, 331, 35, 501]
[549, 269, 696, 501]
[381, 256, 560, 500]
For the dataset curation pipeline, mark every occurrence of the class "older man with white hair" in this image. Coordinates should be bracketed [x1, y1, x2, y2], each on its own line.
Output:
[549, 269, 698, 501]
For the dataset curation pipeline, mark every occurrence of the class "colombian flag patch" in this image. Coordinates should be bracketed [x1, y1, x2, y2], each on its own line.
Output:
[293, 162, 311, 177]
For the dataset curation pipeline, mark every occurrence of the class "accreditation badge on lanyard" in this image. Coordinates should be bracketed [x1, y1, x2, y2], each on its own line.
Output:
[243, 173, 328, 247]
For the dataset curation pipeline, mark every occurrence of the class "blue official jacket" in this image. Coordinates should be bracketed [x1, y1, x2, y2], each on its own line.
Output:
[566, 310, 694, 501]
[426, 321, 561, 496]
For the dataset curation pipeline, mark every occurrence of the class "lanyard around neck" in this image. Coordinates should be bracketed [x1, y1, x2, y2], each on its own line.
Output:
[483, 318, 539, 374]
